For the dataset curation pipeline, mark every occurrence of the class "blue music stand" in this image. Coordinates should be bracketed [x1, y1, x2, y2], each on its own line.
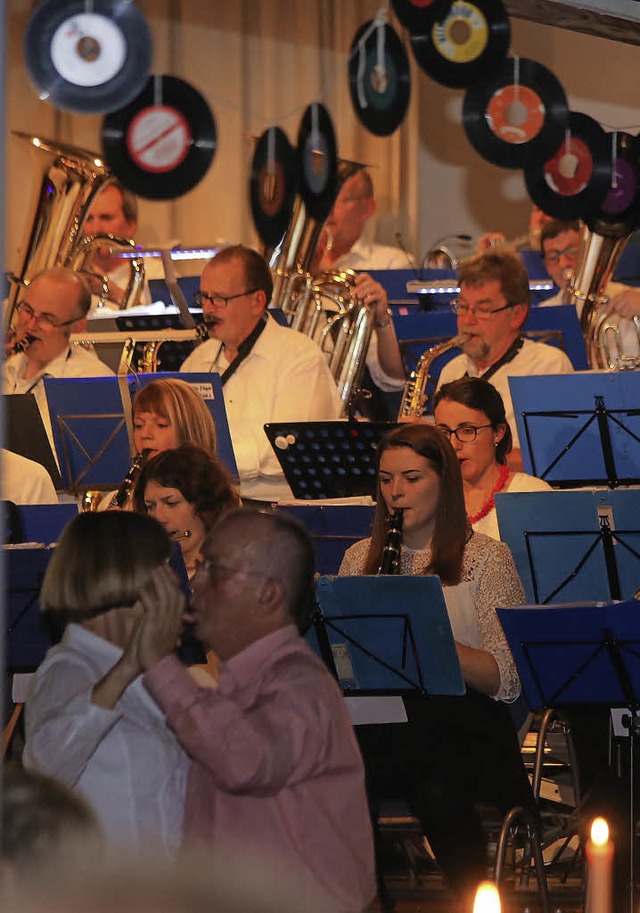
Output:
[312, 575, 464, 696]
[510, 372, 640, 487]
[6, 546, 54, 671]
[495, 489, 640, 605]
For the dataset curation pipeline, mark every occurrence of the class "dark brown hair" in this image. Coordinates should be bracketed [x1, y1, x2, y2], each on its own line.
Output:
[208, 244, 273, 307]
[433, 376, 513, 466]
[458, 250, 530, 319]
[540, 218, 581, 252]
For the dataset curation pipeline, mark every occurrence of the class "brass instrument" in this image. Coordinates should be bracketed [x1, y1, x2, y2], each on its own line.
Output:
[566, 223, 640, 370]
[378, 510, 403, 575]
[398, 334, 469, 418]
[425, 231, 536, 270]
[6, 132, 144, 326]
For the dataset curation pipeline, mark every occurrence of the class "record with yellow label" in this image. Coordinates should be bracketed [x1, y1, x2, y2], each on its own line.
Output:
[410, 0, 510, 89]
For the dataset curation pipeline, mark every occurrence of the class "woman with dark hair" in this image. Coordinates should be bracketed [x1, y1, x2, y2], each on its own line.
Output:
[23, 512, 189, 855]
[133, 443, 240, 579]
[338, 423, 535, 907]
[433, 376, 551, 540]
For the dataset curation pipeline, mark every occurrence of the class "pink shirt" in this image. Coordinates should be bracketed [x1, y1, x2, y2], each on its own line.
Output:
[144, 626, 375, 913]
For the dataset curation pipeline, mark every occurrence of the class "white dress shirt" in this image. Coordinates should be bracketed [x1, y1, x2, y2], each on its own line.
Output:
[2, 448, 58, 503]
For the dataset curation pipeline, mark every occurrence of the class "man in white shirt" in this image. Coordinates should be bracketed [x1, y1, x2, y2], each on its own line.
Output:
[437, 250, 574, 470]
[82, 180, 151, 311]
[180, 245, 343, 503]
[2, 449, 58, 504]
[3, 267, 115, 448]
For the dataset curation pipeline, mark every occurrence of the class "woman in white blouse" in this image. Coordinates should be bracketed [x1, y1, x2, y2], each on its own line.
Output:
[339, 423, 536, 909]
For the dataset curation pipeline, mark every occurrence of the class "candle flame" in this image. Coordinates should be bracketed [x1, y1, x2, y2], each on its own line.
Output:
[591, 817, 609, 845]
[473, 880, 501, 913]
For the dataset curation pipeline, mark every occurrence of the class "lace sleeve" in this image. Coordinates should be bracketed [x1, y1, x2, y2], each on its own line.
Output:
[462, 534, 525, 703]
[337, 538, 371, 576]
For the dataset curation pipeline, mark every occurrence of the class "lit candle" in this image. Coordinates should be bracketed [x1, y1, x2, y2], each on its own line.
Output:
[586, 817, 613, 913]
[473, 880, 501, 913]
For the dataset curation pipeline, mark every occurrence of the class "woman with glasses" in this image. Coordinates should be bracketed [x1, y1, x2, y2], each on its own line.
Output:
[23, 511, 189, 855]
[433, 377, 551, 540]
[338, 422, 535, 909]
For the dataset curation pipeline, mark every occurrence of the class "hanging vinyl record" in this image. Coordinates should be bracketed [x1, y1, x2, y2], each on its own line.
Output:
[410, 0, 510, 90]
[296, 103, 338, 222]
[463, 58, 568, 169]
[587, 132, 640, 236]
[250, 127, 298, 249]
[524, 113, 611, 221]
[391, 0, 451, 34]
[24, 0, 152, 115]
[349, 21, 411, 137]
[102, 75, 216, 200]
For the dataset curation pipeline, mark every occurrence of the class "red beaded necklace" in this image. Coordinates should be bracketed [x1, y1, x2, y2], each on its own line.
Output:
[468, 463, 510, 524]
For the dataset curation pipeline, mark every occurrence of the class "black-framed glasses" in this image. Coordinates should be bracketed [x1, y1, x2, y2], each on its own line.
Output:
[15, 301, 81, 330]
[193, 288, 260, 308]
[542, 246, 579, 264]
[436, 423, 493, 443]
[449, 299, 514, 320]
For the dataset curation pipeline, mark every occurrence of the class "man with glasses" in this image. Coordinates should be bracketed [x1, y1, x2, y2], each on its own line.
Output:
[436, 250, 573, 469]
[3, 267, 114, 446]
[180, 245, 342, 504]
[138, 509, 376, 912]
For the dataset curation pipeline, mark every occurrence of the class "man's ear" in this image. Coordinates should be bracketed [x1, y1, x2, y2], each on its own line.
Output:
[255, 576, 285, 619]
[510, 303, 528, 330]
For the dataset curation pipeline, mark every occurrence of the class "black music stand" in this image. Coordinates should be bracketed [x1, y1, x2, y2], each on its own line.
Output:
[4, 393, 62, 489]
[312, 575, 464, 696]
[264, 421, 396, 500]
[495, 489, 640, 605]
[509, 372, 640, 488]
[115, 312, 200, 372]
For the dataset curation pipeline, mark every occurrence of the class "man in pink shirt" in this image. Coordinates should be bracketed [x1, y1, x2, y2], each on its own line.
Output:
[138, 509, 376, 913]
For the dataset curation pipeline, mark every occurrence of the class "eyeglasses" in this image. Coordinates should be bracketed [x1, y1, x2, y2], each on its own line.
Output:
[450, 299, 514, 320]
[193, 556, 271, 580]
[543, 246, 579, 264]
[436, 423, 493, 443]
[193, 288, 259, 308]
[15, 301, 81, 331]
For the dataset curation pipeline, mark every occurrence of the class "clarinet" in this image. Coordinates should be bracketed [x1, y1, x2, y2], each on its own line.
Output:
[378, 509, 403, 575]
[109, 449, 150, 509]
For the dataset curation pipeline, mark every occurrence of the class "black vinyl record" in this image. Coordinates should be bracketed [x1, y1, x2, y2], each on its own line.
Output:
[296, 103, 338, 222]
[463, 57, 568, 169]
[348, 21, 411, 137]
[391, 0, 451, 34]
[524, 112, 612, 221]
[250, 127, 298, 249]
[102, 75, 216, 201]
[24, 0, 152, 115]
[586, 132, 640, 236]
[410, 0, 510, 90]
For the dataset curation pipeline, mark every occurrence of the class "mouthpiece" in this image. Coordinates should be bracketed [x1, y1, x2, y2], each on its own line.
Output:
[170, 530, 192, 541]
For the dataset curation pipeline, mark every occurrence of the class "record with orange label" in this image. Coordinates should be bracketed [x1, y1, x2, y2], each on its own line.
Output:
[250, 127, 298, 249]
[391, 0, 451, 33]
[587, 132, 640, 235]
[296, 103, 338, 222]
[349, 21, 411, 137]
[524, 112, 611, 220]
[410, 0, 510, 90]
[24, 0, 152, 114]
[463, 57, 568, 168]
[102, 75, 216, 200]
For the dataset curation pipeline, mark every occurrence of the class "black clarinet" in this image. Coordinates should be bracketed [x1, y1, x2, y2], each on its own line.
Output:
[109, 449, 150, 509]
[378, 509, 403, 575]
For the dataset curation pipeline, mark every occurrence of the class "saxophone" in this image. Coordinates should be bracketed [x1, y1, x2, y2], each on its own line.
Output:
[378, 510, 403, 575]
[398, 334, 469, 418]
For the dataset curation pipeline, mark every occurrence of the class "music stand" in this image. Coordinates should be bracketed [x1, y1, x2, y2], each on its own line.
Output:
[510, 372, 640, 487]
[6, 546, 54, 672]
[495, 489, 640, 605]
[4, 393, 62, 489]
[264, 421, 396, 500]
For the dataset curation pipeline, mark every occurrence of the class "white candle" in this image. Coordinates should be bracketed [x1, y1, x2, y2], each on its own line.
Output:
[586, 817, 613, 913]
[472, 880, 501, 913]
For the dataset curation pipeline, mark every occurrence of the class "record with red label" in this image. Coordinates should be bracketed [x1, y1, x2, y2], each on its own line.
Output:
[587, 132, 640, 236]
[349, 21, 411, 137]
[296, 103, 338, 222]
[102, 75, 216, 200]
[410, 0, 510, 90]
[391, 0, 451, 33]
[24, 0, 152, 115]
[524, 112, 611, 221]
[463, 57, 568, 169]
[250, 127, 298, 249]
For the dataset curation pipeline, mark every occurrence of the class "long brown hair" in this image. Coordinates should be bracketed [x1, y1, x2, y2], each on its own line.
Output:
[363, 424, 468, 584]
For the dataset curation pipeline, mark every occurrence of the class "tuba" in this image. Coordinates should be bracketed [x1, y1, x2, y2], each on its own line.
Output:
[6, 132, 144, 327]
[398, 334, 469, 418]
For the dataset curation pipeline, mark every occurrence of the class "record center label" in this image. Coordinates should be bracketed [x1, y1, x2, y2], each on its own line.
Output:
[486, 85, 544, 144]
[432, 2, 488, 64]
[544, 137, 593, 196]
[51, 13, 126, 87]
[126, 105, 191, 174]
[602, 159, 637, 215]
